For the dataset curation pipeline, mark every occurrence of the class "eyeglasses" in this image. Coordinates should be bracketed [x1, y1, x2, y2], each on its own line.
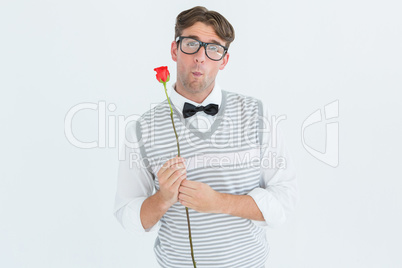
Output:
[176, 36, 228, 61]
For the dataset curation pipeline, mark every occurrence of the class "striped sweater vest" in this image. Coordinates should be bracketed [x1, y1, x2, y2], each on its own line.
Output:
[137, 90, 268, 268]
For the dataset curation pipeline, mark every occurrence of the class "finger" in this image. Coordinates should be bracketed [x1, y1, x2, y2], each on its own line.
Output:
[158, 158, 185, 178]
[166, 163, 186, 178]
[168, 170, 186, 189]
[159, 157, 184, 172]
[178, 193, 193, 205]
[179, 199, 190, 207]
[179, 184, 196, 196]
[173, 176, 187, 199]
[162, 166, 185, 189]
[179, 196, 195, 210]
[180, 179, 198, 190]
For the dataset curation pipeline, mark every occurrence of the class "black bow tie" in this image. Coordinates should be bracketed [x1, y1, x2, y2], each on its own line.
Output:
[182, 102, 219, 118]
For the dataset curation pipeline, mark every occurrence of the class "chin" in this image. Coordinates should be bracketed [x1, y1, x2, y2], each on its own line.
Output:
[190, 83, 208, 93]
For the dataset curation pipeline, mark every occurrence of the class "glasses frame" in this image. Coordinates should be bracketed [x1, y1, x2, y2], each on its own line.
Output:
[176, 36, 228, 61]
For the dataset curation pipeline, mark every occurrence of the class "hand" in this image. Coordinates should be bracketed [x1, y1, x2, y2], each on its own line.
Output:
[178, 180, 222, 213]
[157, 157, 187, 208]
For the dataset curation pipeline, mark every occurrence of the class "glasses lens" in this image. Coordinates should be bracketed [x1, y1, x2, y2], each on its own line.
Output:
[181, 38, 200, 54]
[180, 37, 226, 61]
[206, 44, 225, 61]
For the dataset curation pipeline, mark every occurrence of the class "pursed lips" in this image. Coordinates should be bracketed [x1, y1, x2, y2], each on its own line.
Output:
[192, 71, 203, 77]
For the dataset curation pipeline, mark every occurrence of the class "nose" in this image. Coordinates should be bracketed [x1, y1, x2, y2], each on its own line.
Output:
[194, 46, 206, 63]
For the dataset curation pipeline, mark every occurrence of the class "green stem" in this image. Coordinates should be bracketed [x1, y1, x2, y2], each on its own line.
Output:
[163, 83, 196, 267]
[164, 84, 180, 156]
[186, 207, 196, 267]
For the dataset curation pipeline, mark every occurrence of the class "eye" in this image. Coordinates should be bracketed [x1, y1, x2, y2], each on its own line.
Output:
[208, 45, 219, 52]
[208, 44, 223, 53]
[186, 41, 199, 48]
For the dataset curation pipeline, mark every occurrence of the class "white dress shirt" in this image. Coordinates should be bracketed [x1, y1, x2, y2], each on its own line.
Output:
[114, 83, 298, 234]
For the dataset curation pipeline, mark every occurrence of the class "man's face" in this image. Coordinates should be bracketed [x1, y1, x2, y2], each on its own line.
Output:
[171, 22, 229, 101]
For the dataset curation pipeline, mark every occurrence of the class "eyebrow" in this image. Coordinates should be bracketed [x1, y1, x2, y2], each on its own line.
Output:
[186, 35, 224, 46]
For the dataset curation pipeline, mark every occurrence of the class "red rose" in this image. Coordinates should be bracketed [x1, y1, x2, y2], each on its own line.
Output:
[153, 64, 195, 267]
[154, 66, 170, 83]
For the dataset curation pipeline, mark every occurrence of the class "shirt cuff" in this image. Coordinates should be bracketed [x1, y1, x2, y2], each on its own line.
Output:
[115, 197, 161, 234]
[248, 187, 287, 228]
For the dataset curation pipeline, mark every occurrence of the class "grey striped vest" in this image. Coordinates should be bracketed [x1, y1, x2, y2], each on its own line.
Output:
[137, 90, 268, 268]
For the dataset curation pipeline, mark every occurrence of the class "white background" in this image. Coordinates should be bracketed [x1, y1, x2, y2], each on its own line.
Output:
[1, 0, 401, 267]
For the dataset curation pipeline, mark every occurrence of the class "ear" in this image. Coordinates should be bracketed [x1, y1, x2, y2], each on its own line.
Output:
[171, 41, 178, 62]
[219, 52, 229, 70]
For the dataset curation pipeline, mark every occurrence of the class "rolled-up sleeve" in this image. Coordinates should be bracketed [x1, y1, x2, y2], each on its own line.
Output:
[113, 122, 160, 234]
[248, 103, 298, 228]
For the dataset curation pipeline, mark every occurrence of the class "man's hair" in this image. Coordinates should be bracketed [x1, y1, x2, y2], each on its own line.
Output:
[175, 6, 235, 48]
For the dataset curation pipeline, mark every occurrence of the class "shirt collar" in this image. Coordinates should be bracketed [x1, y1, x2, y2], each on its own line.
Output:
[169, 83, 222, 116]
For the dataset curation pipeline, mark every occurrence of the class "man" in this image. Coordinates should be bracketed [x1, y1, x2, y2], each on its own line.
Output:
[114, 6, 298, 268]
